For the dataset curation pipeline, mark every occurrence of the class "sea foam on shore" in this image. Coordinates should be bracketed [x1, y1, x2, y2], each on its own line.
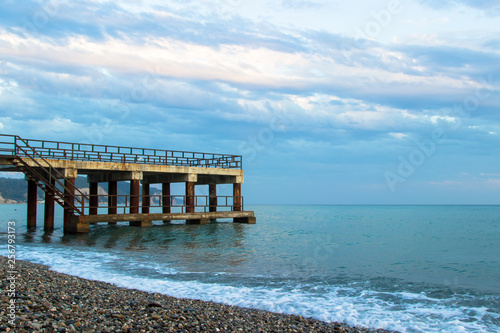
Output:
[0, 256, 396, 333]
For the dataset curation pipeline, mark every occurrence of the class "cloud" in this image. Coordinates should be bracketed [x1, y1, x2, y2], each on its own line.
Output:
[280, 0, 323, 10]
[0, 0, 499, 203]
[483, 39, 500, 50]
[397, 44, 500, 73]
[418, 0, 500, 13]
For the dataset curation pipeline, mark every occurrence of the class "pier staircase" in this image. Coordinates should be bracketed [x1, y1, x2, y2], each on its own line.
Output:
[8, 136, 87, 216]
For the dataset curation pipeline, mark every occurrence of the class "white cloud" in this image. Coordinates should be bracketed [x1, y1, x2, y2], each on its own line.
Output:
[389, 132, 408, 139]
[430, 115, 456, 124]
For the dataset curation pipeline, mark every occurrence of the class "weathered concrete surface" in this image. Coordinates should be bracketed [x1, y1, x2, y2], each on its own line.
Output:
[234, 216, 257, 224]
[130, 220, 153, 227]
[1, 157, 245, 183]
[88, 171, 144, 182]
[186, 218, 210, 225]
[80, 211, 255, 225]
[65, 215, 90, 233]
[141, 173, 198, 184]
[8, 157, 243, 178]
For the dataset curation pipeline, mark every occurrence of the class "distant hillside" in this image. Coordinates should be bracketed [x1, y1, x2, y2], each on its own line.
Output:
[0, 178, 30, 203]
[0, 177, 161, 204]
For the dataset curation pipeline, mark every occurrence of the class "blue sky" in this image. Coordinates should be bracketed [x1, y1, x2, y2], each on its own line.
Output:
[0, 0, 499, 204]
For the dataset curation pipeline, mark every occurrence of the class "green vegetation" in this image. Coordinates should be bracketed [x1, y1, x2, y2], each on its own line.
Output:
[0, 178, 29, 202]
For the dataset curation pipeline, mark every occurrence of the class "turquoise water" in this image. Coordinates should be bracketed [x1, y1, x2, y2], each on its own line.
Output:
[1, 204, 499, 332]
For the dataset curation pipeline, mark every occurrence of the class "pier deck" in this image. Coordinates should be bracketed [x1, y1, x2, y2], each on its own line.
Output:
[0, 134, 255, 233]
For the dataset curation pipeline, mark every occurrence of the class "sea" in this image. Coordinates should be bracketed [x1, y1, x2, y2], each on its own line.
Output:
[1, 204, 499, 332]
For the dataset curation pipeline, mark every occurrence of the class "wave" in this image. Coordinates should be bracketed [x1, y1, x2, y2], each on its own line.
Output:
[14, 245, 500, 333]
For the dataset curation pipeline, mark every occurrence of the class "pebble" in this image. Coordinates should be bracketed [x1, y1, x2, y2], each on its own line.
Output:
[147, 301, 162, 308]
[0, 256, 399, 333]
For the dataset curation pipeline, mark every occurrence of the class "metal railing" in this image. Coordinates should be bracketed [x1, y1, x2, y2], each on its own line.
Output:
[81, 194, 243, 215]
[0, 134, 242, 169]
[0, 134, 16, 156]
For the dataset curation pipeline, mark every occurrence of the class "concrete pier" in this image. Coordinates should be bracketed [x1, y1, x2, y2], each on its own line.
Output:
[0, 134, 255, 233]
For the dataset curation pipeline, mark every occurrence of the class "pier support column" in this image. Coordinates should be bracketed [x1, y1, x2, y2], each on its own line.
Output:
[233, 183, 242, 212]
[234, 216, 257, 224]
[130, 219, 153, 227]
[89, 182, 99, 215]
[108, 181, 118, 225]
[128, 173, 149, 227]
[142, 183, 150, 214]
[44, 178, 55, 232]
[186, 181, 195, 213]
[162, 182, 171, 223]
[27, 179, 37, 229]
[209, 184, 217, 213]
[63, 177, 76, 232]
[65, 215, 89, 234]
[130, 179, 140, 214]
[186, 218, 210, 225]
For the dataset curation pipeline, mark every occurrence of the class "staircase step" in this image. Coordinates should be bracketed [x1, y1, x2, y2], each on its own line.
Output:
[9, 150, 84, 215]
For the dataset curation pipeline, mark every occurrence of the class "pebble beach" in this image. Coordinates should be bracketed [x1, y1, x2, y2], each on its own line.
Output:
[1, 256, 397, 333]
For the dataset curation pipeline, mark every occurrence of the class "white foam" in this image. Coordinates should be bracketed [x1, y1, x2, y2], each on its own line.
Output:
[13, 246, 499, 333]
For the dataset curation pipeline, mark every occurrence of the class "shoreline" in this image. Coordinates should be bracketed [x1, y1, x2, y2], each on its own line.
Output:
[1, 256, 398, 333]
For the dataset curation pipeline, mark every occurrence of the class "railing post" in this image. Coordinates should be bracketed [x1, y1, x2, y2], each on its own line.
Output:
[14, 136, 20, 156]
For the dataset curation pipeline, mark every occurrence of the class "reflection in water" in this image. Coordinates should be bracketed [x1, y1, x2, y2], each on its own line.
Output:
[7, 218, 250, 272]
[104, 228, 121, 249]
[41, 231, 54, 244]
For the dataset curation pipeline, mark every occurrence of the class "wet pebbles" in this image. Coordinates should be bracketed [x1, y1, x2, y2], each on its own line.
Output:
[1, 257, 397, 333]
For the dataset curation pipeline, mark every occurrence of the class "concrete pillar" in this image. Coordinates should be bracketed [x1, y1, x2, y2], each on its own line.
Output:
[64, 215, 89, 234]
[44, 178, 56, 231]
[108, 181, 117, 215]
[233, 183, 242, 212]
[209, 184, 217, 212]
[130, 180, 140, 214]
[186, 181, 195, 213]
[186, 218, 210, 225]
[27, 179, 37, 229]
[89, 182, 99, 215]
[130, 219, 153, 227]
[63, 177, 76, 232]
[162, 182, 171, 223]
[234, 216, 257, 224]
[142, 183, 150, 214]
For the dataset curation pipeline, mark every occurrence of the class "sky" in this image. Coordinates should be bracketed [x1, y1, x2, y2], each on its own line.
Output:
[0, 0, 499, 204]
